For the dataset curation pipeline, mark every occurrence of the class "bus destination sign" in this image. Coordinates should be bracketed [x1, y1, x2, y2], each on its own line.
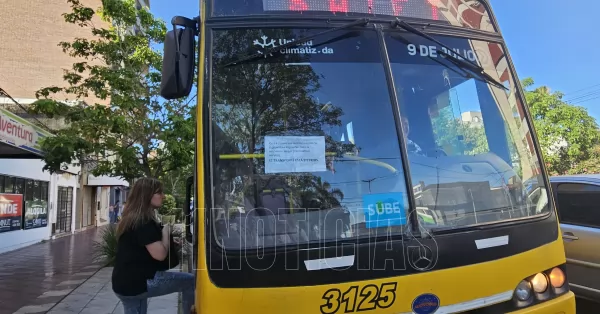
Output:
[263, 0, 443, 20]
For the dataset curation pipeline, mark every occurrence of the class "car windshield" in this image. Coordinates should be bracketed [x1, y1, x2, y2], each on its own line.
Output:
[209, 27, 550, 250]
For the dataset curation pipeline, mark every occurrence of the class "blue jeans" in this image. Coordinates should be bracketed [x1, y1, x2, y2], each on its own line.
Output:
[116, 271, 195, 314]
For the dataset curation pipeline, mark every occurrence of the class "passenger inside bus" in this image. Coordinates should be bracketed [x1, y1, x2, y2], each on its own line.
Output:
[401, 115, 424, 156]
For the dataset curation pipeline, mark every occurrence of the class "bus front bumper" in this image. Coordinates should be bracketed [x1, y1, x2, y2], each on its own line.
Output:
[508, 292, 576, 314]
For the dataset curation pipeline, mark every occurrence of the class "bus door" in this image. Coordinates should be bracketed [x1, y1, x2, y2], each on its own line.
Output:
[184, 175, 194, 272]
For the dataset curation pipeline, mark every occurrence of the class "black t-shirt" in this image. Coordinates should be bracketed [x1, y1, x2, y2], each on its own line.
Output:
[112, 220, 166, 296]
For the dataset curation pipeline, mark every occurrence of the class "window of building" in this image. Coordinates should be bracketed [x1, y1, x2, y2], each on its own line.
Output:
[0, 174, 50, 232]
[15, 178, 24, 195]
[4, 177, 15, 194]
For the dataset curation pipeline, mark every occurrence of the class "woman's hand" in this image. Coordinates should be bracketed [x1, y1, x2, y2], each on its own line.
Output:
[162, 223, 171, 238]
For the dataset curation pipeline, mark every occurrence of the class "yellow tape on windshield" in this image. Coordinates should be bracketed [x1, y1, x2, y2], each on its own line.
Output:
[218, 153, 398, 173]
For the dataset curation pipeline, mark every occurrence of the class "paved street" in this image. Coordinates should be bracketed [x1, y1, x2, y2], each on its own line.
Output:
[0, 228, 105, 314]
[576, 297, 598, 313]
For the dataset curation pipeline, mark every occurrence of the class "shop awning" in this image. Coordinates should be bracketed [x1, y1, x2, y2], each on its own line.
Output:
[87, 174, 129, 187]
[0, 108, 52, 159]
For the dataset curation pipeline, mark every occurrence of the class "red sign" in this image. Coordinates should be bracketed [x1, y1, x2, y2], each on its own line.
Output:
[279, 0, 441, 20]
[0, 193, 23, 232]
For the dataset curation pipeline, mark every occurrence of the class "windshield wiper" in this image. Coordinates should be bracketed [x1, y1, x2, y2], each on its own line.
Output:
[391, 18, 508, 91]
[223, 18, 370, 68]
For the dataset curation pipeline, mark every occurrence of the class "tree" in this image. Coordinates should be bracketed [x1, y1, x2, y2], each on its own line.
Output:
[157, 194, 183, 222]
[522, 78, 600, 175]
[161, 162, 192, 207]
[298, 177, 344, 210]
[566, 144, 600, 175]
[430, 106, 488, 155]
[158, 194, 177, 215]
[29, 0, 195, 183]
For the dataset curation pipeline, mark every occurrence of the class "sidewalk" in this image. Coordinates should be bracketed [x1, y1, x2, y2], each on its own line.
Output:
[46, 268, 178, 314]
[0, 228, 105, 314]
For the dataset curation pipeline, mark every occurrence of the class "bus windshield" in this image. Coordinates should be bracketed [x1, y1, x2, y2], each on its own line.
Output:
[209, 27, 549, 250]
[385, 32, 549, 230]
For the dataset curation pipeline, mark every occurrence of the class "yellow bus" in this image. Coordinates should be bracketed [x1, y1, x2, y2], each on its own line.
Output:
[163, 0, 576, 313]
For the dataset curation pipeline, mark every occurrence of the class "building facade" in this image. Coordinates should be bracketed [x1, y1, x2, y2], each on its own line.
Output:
[0, 0, 133, 253]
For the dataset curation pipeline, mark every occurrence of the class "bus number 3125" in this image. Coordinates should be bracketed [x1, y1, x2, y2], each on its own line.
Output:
[320, 283, 398, 314]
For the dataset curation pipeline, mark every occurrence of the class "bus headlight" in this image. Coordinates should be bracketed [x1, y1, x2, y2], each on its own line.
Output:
[515, 280, 532, 301]
[513, 265, 569, 309]
[549, 267, 565, 288]
[530, 273, 548, 293]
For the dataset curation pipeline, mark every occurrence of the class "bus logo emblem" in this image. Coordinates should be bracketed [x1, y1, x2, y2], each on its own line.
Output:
[253, 35, 276, 50]
[412, 293, 440, 314]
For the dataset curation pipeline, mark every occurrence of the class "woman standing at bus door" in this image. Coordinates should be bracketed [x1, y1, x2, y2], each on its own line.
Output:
[111, 177, 195, 314]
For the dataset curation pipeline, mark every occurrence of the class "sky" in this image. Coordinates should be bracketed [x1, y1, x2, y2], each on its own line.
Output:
[150, 0, 600, 121]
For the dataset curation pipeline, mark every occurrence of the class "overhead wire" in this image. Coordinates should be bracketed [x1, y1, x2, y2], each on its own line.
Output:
[564, 88, 600, 104]
[562, 83, 600, 97]
[0, 86, 53, 133]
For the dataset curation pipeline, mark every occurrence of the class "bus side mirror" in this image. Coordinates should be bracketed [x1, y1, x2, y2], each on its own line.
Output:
[160, 26, 197, 100]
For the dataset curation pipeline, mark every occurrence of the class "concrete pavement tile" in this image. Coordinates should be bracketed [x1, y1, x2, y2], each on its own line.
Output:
[147, 309, 176, 314]
[46, 304, 82, 314]
[111, 303, 124, 314]
[94, 295, 119, 304]
[80, 307, 115, 314]
[152, 293, 179, 301]
[47, 303, 87, 314]
[148, 301, 178, 311]
[77, 283, 105, 291]
[12, 303, 56, 314]
[57, 279, 87, 286]
[37, 289, 73, 298]
[86, 298, 119, 309]
[57, 297, 91, 310]
[71, 286, 103, 294]
[82, 266, 99, 270]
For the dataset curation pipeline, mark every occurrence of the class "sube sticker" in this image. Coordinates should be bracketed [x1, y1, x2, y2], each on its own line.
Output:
[362, 192, 407, 228]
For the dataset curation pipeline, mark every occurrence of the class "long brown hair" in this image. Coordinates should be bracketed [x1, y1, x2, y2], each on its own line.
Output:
[117, 177, 164, 238]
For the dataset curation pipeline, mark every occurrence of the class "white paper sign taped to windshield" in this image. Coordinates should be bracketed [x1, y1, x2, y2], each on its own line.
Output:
[264, 136, 326, 174]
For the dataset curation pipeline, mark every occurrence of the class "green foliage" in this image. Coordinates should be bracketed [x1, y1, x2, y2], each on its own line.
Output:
[522, 78, 600, 175]
[30, 0, 195, 183]
[566, 144, 600, 175]
[298, 177, 344, 210]
[161, 163, 192, 207]
[92, 223, 118, 266]
[158, 194, 177, 216]
[431, 106, 488, 156]
[92, 222, 186, 267]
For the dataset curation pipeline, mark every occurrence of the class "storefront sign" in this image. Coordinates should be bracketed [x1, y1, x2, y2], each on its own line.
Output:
[0, 194, 23, 233]
[0, 108, 52, 156]
[24, 200, 48, 230]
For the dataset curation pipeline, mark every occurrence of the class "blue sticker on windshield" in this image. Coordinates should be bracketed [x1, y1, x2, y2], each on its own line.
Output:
[362, 192, 406, 228]
[412, 293, 440, 314]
